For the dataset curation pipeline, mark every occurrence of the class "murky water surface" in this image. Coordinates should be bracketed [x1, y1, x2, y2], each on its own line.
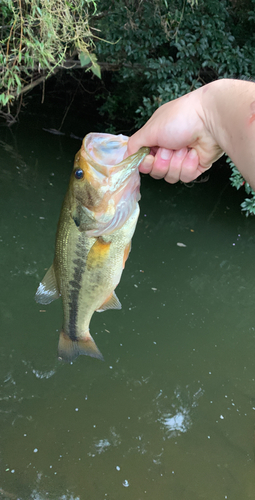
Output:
[1, 111, 255, 500]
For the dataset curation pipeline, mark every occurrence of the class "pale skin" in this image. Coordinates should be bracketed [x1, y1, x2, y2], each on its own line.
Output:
[126, 79, 255, 189]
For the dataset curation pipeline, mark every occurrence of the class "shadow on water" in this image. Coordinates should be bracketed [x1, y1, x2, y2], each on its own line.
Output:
[1, 103, 255, 499]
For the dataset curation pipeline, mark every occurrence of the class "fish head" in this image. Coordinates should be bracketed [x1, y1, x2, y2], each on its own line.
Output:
[69, 133, 149, 236]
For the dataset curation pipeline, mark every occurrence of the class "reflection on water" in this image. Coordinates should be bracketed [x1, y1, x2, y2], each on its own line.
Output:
[89, 427, 121, 457]
[156, 386, 204, 439]
[1, 117, 255, 499]
[161, 410, 191, 435]
[30, 493, 80, 500]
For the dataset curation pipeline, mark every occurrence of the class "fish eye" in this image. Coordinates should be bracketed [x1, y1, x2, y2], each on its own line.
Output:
[74, 169, 84, 179]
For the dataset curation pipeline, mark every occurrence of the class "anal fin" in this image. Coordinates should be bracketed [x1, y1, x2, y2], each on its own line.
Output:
[35, 264, 60, 304]
[96, 291, 122, 312]
[58, 331, 104, 363]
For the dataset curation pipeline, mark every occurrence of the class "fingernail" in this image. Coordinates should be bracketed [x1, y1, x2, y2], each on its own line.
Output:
[175, 148, 186, 157]
[140, 155, 153, 172]
[160, 148, 172, 160]
[188, 148, 197, 159]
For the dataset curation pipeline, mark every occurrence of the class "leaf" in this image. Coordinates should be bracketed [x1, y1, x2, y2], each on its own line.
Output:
[7, 77, 14, 90]
[14, 73, 21, 87]
[0, 93, 14, 106]
[91, 63, 101, 79]
[79, 52, 91, 67]
[89, 53, 98, 64]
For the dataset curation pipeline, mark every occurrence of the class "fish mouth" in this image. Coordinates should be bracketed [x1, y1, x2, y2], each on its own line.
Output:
[83, 133, 149, 176]
[84, 133, 129, 170]
[80, 133, 149, 236]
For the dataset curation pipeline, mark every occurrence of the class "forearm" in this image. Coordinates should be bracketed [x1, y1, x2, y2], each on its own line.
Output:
[202, 79, 255, 187]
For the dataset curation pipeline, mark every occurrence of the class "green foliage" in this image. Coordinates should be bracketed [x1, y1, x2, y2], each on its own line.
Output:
[228, 157, 255, 217]
[0, 0, 101, 120]
[96, 0, 255, 127]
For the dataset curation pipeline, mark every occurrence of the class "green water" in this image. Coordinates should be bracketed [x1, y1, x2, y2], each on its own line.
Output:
[1, 112, 255, 500]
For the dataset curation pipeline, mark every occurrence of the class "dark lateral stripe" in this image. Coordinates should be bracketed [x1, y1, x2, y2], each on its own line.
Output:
[68, 238, 86, 341]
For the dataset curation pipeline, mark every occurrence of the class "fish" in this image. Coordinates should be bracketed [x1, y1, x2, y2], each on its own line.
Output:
[35, 133, 149, 362]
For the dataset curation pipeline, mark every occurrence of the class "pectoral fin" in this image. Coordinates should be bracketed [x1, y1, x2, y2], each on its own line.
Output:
[58, 331, 104, 362]
[86, 238, 111, 270]
[96, 291, 122, 312]
[35, 265, 60, 304]
[123, 241, 131, 269]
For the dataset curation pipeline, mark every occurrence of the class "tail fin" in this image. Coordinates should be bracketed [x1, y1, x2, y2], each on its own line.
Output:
[58, 331, 104, 363]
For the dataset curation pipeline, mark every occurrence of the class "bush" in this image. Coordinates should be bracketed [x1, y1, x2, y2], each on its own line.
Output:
[0, 0, 100, 123]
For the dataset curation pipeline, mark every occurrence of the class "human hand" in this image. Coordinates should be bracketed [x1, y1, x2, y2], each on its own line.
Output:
[126, 85, 224, 183]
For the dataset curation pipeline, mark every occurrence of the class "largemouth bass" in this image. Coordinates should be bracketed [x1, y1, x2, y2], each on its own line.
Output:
[35, 133, 149, 362]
